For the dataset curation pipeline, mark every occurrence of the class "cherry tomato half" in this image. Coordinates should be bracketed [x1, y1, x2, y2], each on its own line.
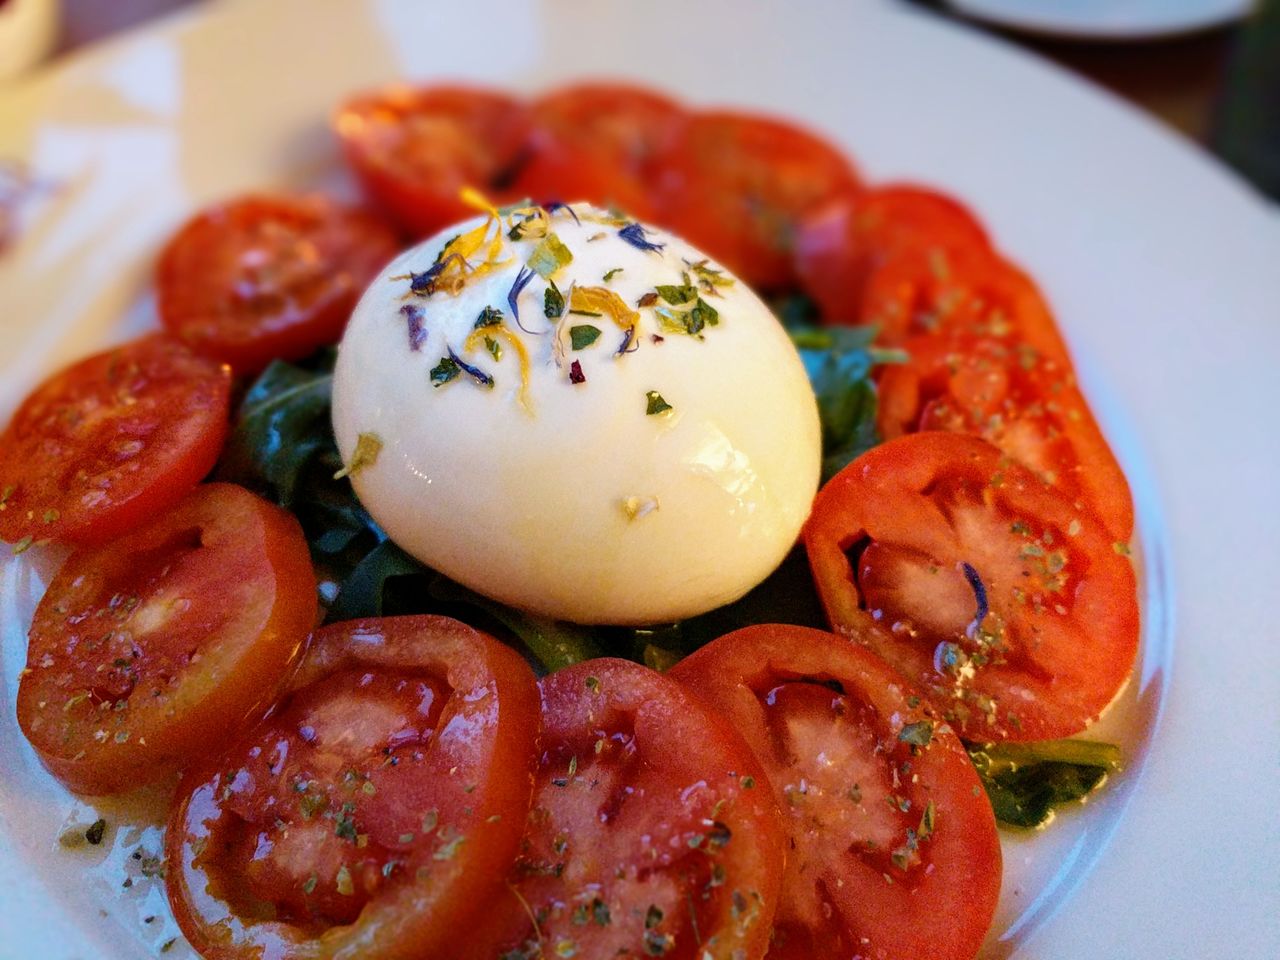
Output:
[513, 82, 686, 221]
[652, 111, 861, 291]
[156, 194, 400, 374]
[335, 85, 532, 238]
[804, 433, 1139, 742]
[795, 184, 991, 325]
[671, 625, 1002, 960]
[468, 658, 787, 960]
[166, 615, 540, 960]
[0, 334, 230, 547]
[16, 483, 315, 794]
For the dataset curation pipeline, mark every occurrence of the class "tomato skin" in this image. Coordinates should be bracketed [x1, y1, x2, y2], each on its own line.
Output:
[652, 112, 861, 291]
[0, 334, 230, 547]
[166, 615, 540, 960]
[670, 625, 1002, 960]
[804, 433, 1139, 742]
[795, 184, 991, 324]
[467, 658, 786, 960]
[16, 482, 315, 794]
[335, 85, 532, 238]
[877, 328, 1134, 540]
[512, 83, 685, 221]
[156, 195, 399, 374]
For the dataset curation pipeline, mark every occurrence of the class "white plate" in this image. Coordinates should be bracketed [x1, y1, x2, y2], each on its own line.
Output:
[948, 0, 1254, 39]
[1, 1, 1278, 958]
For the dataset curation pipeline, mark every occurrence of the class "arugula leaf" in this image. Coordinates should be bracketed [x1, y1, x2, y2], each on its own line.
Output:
[968, 740, 1121, 828]
[428, 577, 604, 672]
[217, 360, 334, 507]
[790, 325, 906, 483]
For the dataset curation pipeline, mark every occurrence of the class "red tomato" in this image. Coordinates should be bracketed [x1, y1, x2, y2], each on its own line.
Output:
[795, 184, 991, 324]
[513, 83, 686, 220]
[335, 85, 532, 238]
[467, 658, 787, 960]
[859, 247, 1069, 360]
[0, 335, 230, 547]
[16, 483, 315, 794]
[804, 433, 1139, 742]
[156, 194, 399, 374]
[877, 329, 1134, 540]
[651, 112, 861, 290]
[670, 625, 1002, 960]
[166, 615, 540, 960]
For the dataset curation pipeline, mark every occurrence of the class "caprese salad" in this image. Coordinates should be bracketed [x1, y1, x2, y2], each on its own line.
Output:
[0, 81, 1139, 960]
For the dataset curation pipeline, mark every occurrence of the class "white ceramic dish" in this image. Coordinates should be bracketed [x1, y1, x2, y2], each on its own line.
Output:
[948, 0, 1254, 40]
[1, 1, 1277, 958]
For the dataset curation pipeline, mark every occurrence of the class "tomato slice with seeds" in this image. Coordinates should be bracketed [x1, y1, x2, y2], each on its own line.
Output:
[651, 112, 861, 291]
[804, 433, 1139, 742]
[670, 625, 1001, 960]
[335, 85, 532, 238]
[877, 328, 1134, 540]
[166, 615, 540, 960]
[16, 483, 315, 794]
[795, 184, 991, 324]
[0, 334, 230, 547]
[156, 194, 399, 374]
[512, 83, 685, 221]
[467, 658, 786, 960]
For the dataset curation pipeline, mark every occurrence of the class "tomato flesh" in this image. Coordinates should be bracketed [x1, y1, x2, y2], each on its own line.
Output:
[513, 83, 685, 220]
[16, 482, 315, 794]
[804, 433, 1140, 741]
[671, 625, 1002, 960]
[652, 112, 861, 291]
[470, 658, 786, 960]
[156, 195, 399, 374]
[166, 615, 540, 960]
[335, 86, 531, 238]
[0, 334, 230, 546]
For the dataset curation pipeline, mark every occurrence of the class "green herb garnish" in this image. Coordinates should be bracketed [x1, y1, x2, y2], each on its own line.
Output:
[569, 325, 602, 350]
[528, 233, 573, 279]
[645, 391, 673, 416]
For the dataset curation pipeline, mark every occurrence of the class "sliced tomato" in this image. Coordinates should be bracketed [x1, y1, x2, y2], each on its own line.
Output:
[467, 658, 786, 960]
[651, 112, 861, 291]
[877, 328, 1134, 540]
[0, 335, 230, 547]
[335, 85, 531, 237]
[670, 625, 1001, 960]
[156, 194, 399, 374]
[512, 82, 685, 221]
[16, 483, 315, 794]
[167, 615, 540, 960]
[804, 433, 1139, 742]
[795, 184, 991, 324]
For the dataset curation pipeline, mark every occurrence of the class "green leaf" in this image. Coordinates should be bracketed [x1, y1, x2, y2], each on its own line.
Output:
[528, 233, 573, 279]
[645, 391, 672, 415]
[654, 284, 697, 305]
[790, 325, 905, 483]
[968, 740, 1120, 829]
[216, 360, 333, 508]
[327, 540, 429, 621]
[428, 577, 604, 672]
[569, 325, 602, 350]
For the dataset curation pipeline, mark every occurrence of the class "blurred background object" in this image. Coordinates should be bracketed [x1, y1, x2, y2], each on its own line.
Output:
[1, 0, 1277, 201]
[0, 0, 60, 81]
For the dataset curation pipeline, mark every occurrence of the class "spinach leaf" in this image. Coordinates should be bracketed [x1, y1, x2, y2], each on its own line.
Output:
[968, 740, 1121, 829]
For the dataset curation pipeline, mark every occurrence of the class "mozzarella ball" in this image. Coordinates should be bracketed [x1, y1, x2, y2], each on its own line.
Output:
[332, 203, 820, 625]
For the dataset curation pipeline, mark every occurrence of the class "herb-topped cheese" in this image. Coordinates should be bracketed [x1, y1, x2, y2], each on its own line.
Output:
[332, 200, 820, 625]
